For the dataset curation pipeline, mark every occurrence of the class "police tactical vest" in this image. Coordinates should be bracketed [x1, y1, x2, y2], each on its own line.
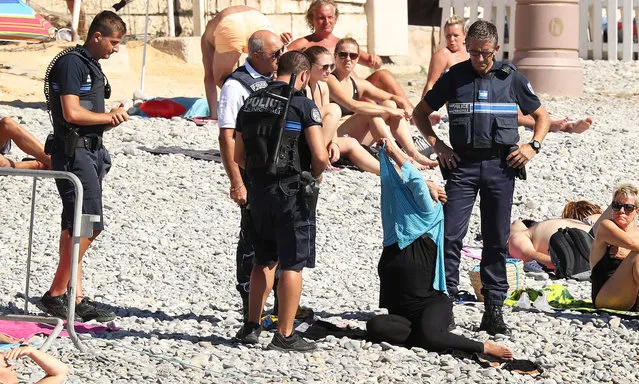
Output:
[227, 65, 271, 93]
[44, 45, 107, 136]
[446, 61, 519, 150]
[239, 83, 305, 179]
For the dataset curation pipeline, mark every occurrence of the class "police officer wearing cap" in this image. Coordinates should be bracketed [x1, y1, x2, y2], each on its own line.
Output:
[234, 50, 328, 351]
[413, 20, 550, 335]
[39, 11, 129, 323]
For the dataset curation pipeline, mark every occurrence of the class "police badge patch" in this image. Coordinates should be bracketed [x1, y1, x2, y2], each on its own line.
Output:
[527, 82, 535, 95]
[311, 108, 322, 123]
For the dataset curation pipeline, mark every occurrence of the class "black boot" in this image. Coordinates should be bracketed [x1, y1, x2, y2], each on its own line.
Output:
[479, 304, 511, 336]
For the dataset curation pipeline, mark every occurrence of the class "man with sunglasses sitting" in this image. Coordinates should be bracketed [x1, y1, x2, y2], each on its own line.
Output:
[287, 0, 415, 116]
[218, 30, 285, 321]
[412, 20, 551, 336]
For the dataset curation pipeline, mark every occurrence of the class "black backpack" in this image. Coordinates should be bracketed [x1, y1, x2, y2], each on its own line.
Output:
[549, 227, 593, 279]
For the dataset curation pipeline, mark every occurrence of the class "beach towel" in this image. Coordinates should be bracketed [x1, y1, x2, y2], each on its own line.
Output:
[140, 146, 222, 162]
[461, 246, 482, 259]
[504, 284, 639, 319]
[0, 320, 113, 341]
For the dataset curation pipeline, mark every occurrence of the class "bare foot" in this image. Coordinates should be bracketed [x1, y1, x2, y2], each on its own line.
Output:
[483, 341, 514, 360]
[429, 112, 442, 126]
[563, 117, 593, 134]
[549, 116, 569, 132]
[412, 153, 439, 169]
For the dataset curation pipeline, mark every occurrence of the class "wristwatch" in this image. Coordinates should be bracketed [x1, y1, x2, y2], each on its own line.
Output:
[529, 139, 541, 153]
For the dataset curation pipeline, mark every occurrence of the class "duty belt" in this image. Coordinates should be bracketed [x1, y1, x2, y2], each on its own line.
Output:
[458, 146, 510, 160]
[73, 136, 103, 150]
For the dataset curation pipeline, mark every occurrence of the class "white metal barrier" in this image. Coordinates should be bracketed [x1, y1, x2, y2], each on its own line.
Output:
[579, 0, 639, 60]
[0, 168, 92, 352]
[438, 0, 516, 61]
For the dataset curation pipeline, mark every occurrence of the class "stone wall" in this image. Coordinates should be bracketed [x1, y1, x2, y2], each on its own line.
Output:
[34, 0, 369, 52]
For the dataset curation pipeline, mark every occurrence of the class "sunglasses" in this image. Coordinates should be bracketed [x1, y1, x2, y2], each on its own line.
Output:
[337, 51, 359, 60]
[468, 49, 495, 58]
[264, 46, 284, 60]
[314, 63, 335, 71]
[611, 201, 637, 213]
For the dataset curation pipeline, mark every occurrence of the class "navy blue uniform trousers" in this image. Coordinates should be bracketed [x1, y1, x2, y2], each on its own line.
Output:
[444, 156, 515, 305]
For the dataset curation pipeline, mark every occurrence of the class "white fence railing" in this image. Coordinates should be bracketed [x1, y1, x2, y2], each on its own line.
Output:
[439, 0, 639, 61]
[579, 0, 639, 60]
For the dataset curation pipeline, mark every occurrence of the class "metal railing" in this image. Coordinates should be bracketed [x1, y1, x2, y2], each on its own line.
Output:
[0, 168, 92, 352]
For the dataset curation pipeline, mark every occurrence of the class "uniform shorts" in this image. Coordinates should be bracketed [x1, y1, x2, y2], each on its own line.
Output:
[52, 146, 111, 232]
[213, 10, 274, 53]
[248, 180, 316, 271]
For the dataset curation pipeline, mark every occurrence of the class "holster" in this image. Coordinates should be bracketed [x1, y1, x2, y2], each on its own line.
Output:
[300, 171, 320, 212]
[44, 134, 55, 155]
[63, 129, 81, 157]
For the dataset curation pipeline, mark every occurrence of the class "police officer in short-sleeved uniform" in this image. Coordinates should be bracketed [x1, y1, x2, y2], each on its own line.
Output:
[39, 11, 129, 323]
[234, 51, 328, 352]
[412, 20, 550, 335]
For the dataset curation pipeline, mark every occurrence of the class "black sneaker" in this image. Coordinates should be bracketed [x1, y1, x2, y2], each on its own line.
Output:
[235, 322, 261, 344]
[37, 291, 70, 320]
[267, 331, 316, 352]
[75, 298, 116, 323]
[479, 304, 511, 336]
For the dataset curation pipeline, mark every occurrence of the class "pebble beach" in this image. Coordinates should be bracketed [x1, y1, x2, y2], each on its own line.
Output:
[2, 59, 639, 383]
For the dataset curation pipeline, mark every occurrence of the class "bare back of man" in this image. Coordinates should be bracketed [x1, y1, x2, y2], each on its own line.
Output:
[201, 6, 275, 120]
[508, 218, 593, 267]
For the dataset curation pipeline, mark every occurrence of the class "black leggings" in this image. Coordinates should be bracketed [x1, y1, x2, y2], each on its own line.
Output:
[366, 295, 483, 353]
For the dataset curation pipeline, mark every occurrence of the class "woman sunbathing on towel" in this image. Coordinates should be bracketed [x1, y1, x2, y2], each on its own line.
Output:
[304, 46, 380, 174]
[590, 183, 639, 311]
[327, 38, 438, 170]
[366, 138, 512, 360]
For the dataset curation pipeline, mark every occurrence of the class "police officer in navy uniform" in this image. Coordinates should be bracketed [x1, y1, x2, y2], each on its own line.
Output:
[413, 20, 550, 335]
[217, 30, 283, 320]
[39, 11, 129, 323]
[233, 50, 328, 351]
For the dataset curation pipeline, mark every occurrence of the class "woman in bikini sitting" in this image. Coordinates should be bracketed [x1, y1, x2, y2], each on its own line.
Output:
[590, 183, 639, 311]
[304, 46, 380, 174]
[327, 38, 438, 169]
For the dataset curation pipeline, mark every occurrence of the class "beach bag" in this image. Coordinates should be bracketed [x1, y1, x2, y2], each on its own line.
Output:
[548, 228, 593, 279]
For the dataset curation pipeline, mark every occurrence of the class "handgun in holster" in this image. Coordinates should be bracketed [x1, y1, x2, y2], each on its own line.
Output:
[300, 171, 320, 212]
[63, 128, 80, 157]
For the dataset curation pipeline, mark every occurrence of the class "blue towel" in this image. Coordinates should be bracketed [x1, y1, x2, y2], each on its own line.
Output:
[379, 146, 447, 293]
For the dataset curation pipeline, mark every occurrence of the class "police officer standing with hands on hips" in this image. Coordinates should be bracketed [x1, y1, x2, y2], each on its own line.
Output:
[234, 50, 328, 351]
[412, 20, 550, 335]
[39, 11, 128, 323]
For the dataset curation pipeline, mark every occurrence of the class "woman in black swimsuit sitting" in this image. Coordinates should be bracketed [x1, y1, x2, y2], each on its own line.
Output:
[304, 46, 380, 174]
[590, 183, 639, 311]
[326, 38, 437, 169]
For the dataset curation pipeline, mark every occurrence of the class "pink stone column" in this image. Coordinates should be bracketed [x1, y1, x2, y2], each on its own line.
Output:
[512, 0, 583, 96]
